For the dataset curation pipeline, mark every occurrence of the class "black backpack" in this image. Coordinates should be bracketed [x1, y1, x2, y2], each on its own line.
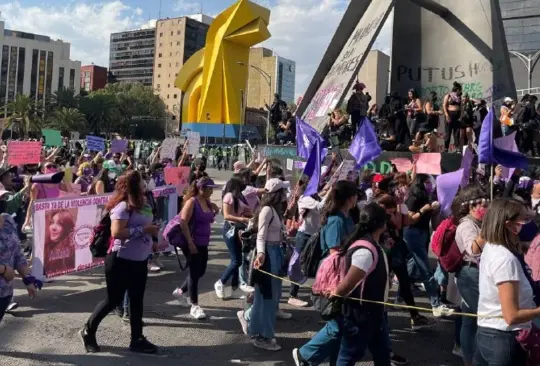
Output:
[89, 212, 112, 258]
[300, 231, 322, 278]
[513, 102, 526, 125]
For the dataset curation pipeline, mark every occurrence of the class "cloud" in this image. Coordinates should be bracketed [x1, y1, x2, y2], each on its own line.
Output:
[261, 0, 392, 97]
[174, 0, 200, 14]
[0, 1, 148, 68]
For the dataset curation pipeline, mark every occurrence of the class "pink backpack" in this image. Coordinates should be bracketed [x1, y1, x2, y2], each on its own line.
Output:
[312, 240, 379, 299]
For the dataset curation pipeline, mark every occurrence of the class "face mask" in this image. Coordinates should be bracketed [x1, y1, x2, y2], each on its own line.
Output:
[519, 220, 538, 242]
[83, 168, 92, 177]
[475, 207, 488, 220]
[108, 172, 116, 180]
[45, 168, 57, 174]
[424, 182, 433, 194]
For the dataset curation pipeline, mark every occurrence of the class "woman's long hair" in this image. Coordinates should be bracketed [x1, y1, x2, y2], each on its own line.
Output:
[105, 170, 145, 212]
[184, 177, 212, 203]
[45, 209, 75, 246]
[481, 198, 525, 254]
[223, 177, 246, 213]
[253, 189, 287, 230]
[321, 180, 358, 225]
[451, 185, 488, 224]
[408, 174, 430, 202]
[89, 168, 111, 195]
[340, 203, 387, 254]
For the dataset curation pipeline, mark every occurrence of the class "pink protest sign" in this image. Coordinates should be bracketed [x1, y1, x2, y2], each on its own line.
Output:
[390, 158, 413, 173]
[413, 153, 441, 175]
[8, 141, 42, 165]
[164, 167, 191, 195]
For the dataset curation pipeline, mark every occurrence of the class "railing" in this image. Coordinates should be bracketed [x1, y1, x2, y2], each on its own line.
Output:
[517, 87, 540, 97]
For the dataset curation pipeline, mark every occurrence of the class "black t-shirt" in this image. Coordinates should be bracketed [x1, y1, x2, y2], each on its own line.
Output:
[406, 195, 432, 229]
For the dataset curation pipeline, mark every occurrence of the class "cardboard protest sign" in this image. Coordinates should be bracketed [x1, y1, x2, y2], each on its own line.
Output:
[86, 135, 105, 151]
[111, 139, 128, 153]
[186, 131, 200, 156]
[8, 141, 42, 165]
[70, 131, 80, 140]
[390, 158, 413, 173]
[42, 129, 63, 147]
[160, 138, 180, 161]
[413, 153, 442, 175]
[164, 167, 191, 195]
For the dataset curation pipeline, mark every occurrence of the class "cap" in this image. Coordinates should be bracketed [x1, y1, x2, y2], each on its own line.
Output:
[194, 158, 205, 167]
[264, 178, 288, 193]
[233, 161, 246, 173]
[372, 173, 384, 184]
[196, 177, 219, 189]
[504, 97, 513, 103]
[0, 166, 16, 179]
[353, 82, 366, 91]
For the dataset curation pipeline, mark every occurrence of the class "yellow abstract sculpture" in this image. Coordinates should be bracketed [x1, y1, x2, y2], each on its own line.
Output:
[175, 0, 271, 127]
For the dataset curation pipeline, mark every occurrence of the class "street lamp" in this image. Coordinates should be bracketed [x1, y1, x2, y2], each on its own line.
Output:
[509, 50, 540, 92]
[237, 61, 273, 145]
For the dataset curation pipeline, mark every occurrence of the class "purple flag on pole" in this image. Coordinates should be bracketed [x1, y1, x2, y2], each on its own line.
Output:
[437, 168, 464, 216]
[349, 117, 382, 167]
[303, 139, 322, 196]
[460, 147, 474, 188]
[296, 116, 326, 160]
[494, 131, 518, 178]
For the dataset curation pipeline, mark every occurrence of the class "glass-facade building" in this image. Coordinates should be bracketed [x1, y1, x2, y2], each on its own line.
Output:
[276, 56, 296, 105]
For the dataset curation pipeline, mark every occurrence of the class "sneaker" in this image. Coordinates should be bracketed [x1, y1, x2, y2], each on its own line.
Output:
[190, 305, 207, 320]
[237, 310, 248, 335]
[292, 348, 308, 366]
[252, 336, 282, 351]
[230, 288, 246, 299]
[276, 309, 292, 320]
[239, 283, 255, 293]
[452, 344, 462, 357]
[410, 315, 437, 331]
[390, 352, 409, 365]
[154, 258, 165, 269]
[129, 336, 158, 354]
[432, 304, 455, 318]
[114, 307, 124, 318]
[122, 310, 130, 323]
[172, 288, 191, 308]
[214, 280, 225, 299]
[288, 297, 309, 308]
[79, 326, 100, 353]
[148, 263, 161, 273]
[6, 302, 18, 312]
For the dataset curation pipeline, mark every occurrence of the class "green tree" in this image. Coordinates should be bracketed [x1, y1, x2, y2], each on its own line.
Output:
[52, 86, 79, 109]
[5, 94, 39, 138]
[79, 93, 118, 136]
[48, 107, 87, 135]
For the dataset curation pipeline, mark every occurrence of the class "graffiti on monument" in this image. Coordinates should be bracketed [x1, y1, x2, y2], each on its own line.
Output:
[396, 59, 505, 83]
[302, 0, 394, 132]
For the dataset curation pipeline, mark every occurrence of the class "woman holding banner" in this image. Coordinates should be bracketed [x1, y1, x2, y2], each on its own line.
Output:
[80, 170, 160, 354]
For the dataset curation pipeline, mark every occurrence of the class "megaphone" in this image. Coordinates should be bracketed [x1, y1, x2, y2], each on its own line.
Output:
[30, 171, 65, 184]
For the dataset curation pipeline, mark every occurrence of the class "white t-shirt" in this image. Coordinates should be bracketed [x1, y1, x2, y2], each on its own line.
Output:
[350, 247, 389, 302]
[478, 243, 535, 331]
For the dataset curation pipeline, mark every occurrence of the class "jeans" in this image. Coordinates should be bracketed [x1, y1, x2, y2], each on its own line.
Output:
[290, 232, 311, 298]
[239, 251, 251, 287]
[86, 252, 148, 340]
[300, 319, 341, 365]
[403, 227, 440, 307]
[220, 222, 242, 289]
[473, 326, 526, 366]
[456, 264, 480, 364]
[0, 295, 12, 323]
[248, 243, 284, 339]
[434, 261, 449, 288]
[336, 313, 391, 366]
[276, 132, 294, 144]
[180, 246, 209, 305]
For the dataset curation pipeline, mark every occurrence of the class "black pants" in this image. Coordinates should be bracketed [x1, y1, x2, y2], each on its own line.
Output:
[444, 110, 461, 150]
[86, 252, 148, 340]
[519, 128, 535, 155]
[390, 244, 418, 318]
[180, 246, 209, 305]
[350, 111, 365, 136]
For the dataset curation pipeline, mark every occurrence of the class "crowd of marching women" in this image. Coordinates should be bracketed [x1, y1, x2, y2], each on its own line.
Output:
[1, 128, 540, 366]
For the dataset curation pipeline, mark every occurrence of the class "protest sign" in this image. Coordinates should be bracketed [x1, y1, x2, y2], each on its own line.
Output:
[337, 160, 357, 181]
[42, 129, 63, 147]
[86, 135, 105, 151]
[164, 167, 191, 195]
[70, 131, 80, 140]
[286, 159, 294, 171]
[160, 138, 180, 160]
[186, 131, 200, 156]
[413, 153, 442, 175]
[111, 139, 128, 153]
[7, 141, 41, 165]
[31, 186, 179, 278]
[390, 158, 413, 173]
[294, 161, 306, 170]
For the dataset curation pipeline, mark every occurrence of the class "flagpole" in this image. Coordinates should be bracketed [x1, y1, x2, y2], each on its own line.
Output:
[490, 164, 494, 200]
[490, 106, 494, 200]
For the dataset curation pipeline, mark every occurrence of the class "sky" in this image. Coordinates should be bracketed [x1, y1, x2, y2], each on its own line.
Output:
[0, 0, 392, 98]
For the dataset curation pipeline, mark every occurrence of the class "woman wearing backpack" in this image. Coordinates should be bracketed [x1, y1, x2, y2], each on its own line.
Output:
[172, 177, 219, 320]
[80, 170, 160, 354]
[293, 180, 358, 365]
[452, 186, 488, 366]
[248, 178, 289, 351]
[474, 198, 540, 365]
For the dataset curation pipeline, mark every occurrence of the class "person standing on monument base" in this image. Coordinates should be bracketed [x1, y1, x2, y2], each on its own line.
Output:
[347, 82, 371, 136]
[443, 82, 463, 152]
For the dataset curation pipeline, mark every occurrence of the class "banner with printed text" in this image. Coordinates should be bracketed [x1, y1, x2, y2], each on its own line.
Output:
[31, 186, 178, 279]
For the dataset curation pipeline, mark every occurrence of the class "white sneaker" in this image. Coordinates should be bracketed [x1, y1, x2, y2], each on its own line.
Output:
[452, 344, 462, 357]
[148, 262, 160, 272]
[230, 288, 246, 299]
[288, 297, 309, 308]
[172, 288, 191, 308]
[214, 280, 225, 299]
[252, 337, 281, 351]
[190, 305, 206, 320]
[240, 283, 255, 293]
[154, 258, 165, 269]
[432, 304, 455, 317]
[237, 310, 248, 335]
[276, 309, 292, 320]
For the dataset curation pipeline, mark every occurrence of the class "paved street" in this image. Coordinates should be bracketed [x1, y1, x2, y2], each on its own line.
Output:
[0, 169, 463, 366]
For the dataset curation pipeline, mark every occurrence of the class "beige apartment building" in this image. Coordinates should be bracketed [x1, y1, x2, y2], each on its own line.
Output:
[246, 47, 296, 110]
[152, 16, 209, 121]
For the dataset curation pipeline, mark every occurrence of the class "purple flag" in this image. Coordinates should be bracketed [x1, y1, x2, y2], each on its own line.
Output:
[436, 168, 464, 215]
[460, 147, 474, 188]
[494, 131, 518, 178]
[296, 117, 326, 160]
[303, 139, 322, 196]
[111, 139, 128, 153]
[478, 107, 528, 169]
[348, 117, 382, 167]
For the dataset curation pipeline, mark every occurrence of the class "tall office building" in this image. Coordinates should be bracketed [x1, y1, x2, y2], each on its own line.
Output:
[500, 0, 540, 92]
[245, 47, 296, 110]
[109, 28, 156, 86]
[153, 16, 209, 120]
[0, 21, 80, 110]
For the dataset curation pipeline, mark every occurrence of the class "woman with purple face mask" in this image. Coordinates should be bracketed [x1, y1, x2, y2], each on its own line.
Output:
[75, 163, 93, 194]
